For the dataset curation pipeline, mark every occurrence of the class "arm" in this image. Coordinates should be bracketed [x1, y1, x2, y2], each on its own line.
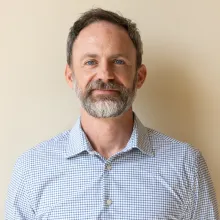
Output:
[190, 152, 219, 219]
[5, 157, 35, 220]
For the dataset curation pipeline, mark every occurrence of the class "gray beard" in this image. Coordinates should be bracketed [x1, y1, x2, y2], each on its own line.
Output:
[73, 76, 137, 118]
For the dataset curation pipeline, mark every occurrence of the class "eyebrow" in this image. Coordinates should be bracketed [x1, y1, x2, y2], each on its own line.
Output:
[80, 53, 130, 62]
[109, 53, 130, 60]
[80, 53, 98, 62]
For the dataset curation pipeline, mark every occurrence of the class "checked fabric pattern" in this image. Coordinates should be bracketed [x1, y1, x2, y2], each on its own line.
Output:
[6, 114, 219, 219]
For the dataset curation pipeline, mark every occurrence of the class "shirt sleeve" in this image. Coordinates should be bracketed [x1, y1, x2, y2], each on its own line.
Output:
[190, 151, 219, 220]
[5, 156, 35, 220]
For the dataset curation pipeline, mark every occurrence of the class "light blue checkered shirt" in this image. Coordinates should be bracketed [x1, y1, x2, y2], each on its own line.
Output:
[6, 114, 219, 219]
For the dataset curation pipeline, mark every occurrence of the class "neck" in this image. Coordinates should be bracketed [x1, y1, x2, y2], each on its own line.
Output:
[80, 108, 134, 159]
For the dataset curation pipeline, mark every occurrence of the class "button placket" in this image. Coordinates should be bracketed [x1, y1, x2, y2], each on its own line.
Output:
[106, 199, 112, 206]
[103, 160, 113, 209]
[106, 163, 112, 171]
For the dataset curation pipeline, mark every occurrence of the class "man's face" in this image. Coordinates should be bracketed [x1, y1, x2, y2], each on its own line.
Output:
[66, 21, 146, 118]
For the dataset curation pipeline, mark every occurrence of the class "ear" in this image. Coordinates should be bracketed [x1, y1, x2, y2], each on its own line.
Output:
[65, 64, 74, 89]
[136, 64, 147, 89]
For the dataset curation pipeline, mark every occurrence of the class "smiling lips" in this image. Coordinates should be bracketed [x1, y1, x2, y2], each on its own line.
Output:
[92, 89, 119, 95]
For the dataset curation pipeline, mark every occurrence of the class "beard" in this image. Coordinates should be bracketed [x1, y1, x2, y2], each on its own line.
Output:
[73, 75, 137, 118]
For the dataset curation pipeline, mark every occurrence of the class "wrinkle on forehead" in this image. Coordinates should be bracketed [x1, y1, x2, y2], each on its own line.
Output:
[80, 21, 122, 42]
[86, 24, 113, 50]
[73, 21, 136, 59]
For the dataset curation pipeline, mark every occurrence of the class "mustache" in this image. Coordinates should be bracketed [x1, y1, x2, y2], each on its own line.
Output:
[86, 80, 125, 93]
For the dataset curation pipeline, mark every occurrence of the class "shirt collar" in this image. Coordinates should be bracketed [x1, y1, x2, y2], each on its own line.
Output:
[65, 113, 154, 159]
[121, 115, 154, 156]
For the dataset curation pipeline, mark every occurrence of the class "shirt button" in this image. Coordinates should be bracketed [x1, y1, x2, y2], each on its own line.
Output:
[89, 151, 96, 155]
[106, 164, 112, 170]
[106, 199, 112, 206]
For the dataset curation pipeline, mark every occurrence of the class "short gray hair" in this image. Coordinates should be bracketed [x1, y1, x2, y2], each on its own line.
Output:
[67, 8, 143, 68]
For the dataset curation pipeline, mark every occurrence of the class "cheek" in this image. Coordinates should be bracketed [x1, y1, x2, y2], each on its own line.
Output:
[116, 70, 136, 88]
[74, 72, 96, 91]
[72, 61, 96, 86]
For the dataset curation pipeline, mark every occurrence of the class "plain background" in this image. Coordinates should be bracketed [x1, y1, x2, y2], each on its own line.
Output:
[1, 0, 220, 217]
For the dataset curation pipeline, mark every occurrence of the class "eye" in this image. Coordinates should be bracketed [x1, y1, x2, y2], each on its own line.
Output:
[114, 59, 125, 65]
[85, 60, 97, 66]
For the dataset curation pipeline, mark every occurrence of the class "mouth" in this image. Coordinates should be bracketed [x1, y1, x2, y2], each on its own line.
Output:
[91, 89, 119, 95]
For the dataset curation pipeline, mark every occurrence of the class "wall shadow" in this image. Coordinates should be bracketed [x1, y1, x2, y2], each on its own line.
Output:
[134, 45, 197, 145]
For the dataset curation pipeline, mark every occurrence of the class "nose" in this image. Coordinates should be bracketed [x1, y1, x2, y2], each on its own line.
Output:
[97, 60, 115, 83]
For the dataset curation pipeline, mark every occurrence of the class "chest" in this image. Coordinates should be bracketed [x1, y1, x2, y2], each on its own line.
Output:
[30, 155, 190, 220]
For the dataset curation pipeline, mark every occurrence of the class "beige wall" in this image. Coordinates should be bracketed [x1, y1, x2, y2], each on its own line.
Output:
[1, 0, 220, 217]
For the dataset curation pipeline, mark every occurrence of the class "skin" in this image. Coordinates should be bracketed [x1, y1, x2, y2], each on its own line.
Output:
[65, 21, 147, 159]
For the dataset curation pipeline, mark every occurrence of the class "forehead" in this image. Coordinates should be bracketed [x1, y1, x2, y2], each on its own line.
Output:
[72, 21, 136, 58]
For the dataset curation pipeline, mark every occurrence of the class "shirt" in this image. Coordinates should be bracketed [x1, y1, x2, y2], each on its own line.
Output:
[6, 114, 219, 220]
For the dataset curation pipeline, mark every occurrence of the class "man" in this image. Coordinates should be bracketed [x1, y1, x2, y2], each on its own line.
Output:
[6, 8, 219, 219]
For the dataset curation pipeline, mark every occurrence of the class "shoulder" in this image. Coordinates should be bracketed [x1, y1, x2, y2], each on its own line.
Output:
[146, 127, 201, 165]
[15, 129, 71, 171]
[145, 127, 207, 185]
